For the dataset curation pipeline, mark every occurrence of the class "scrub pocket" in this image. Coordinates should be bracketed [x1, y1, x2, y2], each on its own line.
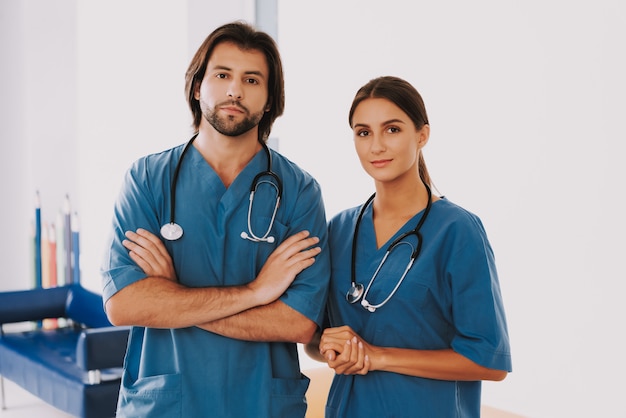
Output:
[117, 369, 182, 417]
[270, 374, 309, 417]
[324, 375, 351, 418]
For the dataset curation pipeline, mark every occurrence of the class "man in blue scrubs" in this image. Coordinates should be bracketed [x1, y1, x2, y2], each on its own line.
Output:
[101, 21, 330, 417]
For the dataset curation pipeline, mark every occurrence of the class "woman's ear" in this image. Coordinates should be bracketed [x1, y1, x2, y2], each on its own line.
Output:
[417, 124, 430, 148]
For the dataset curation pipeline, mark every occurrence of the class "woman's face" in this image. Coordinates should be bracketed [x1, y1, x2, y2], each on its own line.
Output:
[351, 98, 429, 184]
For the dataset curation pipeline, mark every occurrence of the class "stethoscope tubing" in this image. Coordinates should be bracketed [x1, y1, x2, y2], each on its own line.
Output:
[347, 182, 432, 311]
[167, 133, 199, 228]
[161, 134, 281, 242]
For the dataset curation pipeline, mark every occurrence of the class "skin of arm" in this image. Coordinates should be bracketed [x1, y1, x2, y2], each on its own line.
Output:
[320, 325, 507, 382]
[304, 329, 326, 362]
[105, 228, 321, 334]
[197, 301, 318, 344]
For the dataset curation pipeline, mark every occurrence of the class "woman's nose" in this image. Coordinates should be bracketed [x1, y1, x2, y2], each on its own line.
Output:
[370, 135, 385, 153]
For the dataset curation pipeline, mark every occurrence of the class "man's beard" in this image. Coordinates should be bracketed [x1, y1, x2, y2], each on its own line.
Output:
[201, 99, 264, 137]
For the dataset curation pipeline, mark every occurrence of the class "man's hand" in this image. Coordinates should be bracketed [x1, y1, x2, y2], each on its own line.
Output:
[247, 230, 321, 306]
[123, 228, 321, 306]
[123, 228, 177, 281]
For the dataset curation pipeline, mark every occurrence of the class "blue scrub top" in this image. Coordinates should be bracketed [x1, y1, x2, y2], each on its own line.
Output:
[101, 142, 330, 418]
[325, 198, 512, 418]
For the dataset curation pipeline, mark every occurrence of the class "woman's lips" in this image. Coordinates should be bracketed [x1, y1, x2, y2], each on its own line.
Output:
[371, 159, 392, 168]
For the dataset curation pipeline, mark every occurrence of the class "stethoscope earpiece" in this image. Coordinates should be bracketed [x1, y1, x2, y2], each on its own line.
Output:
[241, 231, 275, 243]
[361, 299, 377, 313]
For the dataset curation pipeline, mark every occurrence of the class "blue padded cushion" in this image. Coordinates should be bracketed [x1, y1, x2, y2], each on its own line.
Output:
[76, 326, 130, 370]
[0, 286, 69, 324]
[0, 284, 112, 328]
[0, 327, 120, 418]
[65, 285, 112, 328]
[0, 285, 124, 418]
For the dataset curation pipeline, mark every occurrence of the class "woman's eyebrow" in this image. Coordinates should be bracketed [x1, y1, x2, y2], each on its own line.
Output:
[353, 119, 406, 129]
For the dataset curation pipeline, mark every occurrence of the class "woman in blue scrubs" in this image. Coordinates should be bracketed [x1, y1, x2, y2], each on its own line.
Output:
[308, 76, 512, 417]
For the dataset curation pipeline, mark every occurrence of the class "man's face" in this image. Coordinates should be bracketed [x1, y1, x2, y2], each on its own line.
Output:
[195, 41, 270, 137]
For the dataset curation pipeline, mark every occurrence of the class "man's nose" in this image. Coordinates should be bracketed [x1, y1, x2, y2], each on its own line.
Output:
[227, 80, 243, 100]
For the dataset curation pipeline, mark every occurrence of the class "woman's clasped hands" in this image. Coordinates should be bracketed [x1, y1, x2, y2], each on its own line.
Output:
[320, 326, 375, 375]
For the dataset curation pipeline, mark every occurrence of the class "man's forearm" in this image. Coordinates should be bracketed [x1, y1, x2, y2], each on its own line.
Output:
[105, 276, 261, 328]
[198, 300, 317, 344]
[113, 229, 323, 330]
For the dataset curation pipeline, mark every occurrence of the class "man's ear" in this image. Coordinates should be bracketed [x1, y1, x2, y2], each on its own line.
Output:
[193, 82, 201, 100]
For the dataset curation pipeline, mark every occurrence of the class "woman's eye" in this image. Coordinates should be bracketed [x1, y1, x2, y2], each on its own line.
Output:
[246, 78, 259, 84]
[388, 126, 400, 133]
[216, 73, 227, 79]
[356, 130, 370, 137]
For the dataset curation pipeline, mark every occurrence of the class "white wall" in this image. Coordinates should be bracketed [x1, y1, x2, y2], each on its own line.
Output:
[277, 1, 626, 417]
[0, 0, 256, 294]
[3, 1, 625, 417]
[1, 0, 79, 291]
[75, 0, 258, 295]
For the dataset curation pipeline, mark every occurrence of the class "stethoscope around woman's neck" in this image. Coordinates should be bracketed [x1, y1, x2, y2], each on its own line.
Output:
[346, 181, 433, 312]
[159, 133, 283, 242]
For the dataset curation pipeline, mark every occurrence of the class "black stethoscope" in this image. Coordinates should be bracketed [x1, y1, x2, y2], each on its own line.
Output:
[346, 183, 432, 312]
[160, 134, 283, 242]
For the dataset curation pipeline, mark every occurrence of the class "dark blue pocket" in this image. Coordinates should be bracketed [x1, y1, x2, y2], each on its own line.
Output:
[270, 373, 310, 417]
[116, 369, 182, 417]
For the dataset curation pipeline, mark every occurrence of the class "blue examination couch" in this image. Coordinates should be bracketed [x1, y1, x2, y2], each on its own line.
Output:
[0, 284, 129, 418]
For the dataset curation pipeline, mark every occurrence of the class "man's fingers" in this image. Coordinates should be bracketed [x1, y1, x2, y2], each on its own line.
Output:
[272, 231, 319, 258]
[290, 247, 321, 266]
[129, 229, 171, 258]
[124, 229, 172, 262]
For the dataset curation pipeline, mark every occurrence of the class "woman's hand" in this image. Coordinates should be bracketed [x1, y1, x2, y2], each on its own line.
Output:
[320, 325, 374, 375]
[123, 228, 178, 281]
[320, 326, 509, 382]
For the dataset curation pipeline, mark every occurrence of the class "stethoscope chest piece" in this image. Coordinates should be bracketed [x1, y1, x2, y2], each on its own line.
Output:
[159, 134, 282, 243]
[160, 222, 183, 241]
[346, 282, 365, 304]
[347, 184, 433, 312]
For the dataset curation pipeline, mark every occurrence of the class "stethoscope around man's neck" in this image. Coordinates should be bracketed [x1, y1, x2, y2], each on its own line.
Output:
[160, 133, 283, 242]
[346, 182, 433, 312]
